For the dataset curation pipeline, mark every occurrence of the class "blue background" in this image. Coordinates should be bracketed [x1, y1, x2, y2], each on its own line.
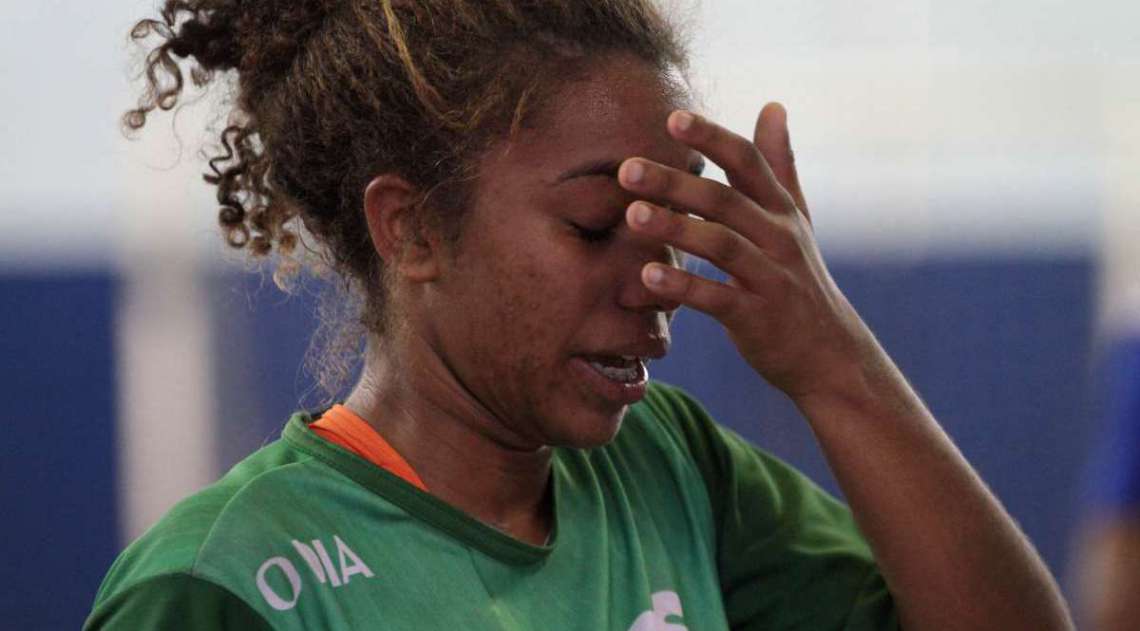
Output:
[2, 274, 120, 630]
[2, 256, 1108, 628]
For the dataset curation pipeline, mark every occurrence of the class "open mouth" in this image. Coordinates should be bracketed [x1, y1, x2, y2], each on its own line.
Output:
[582, 355, 646, 384]
[569, 339, 664, 406]
[569, 353, 650, 406]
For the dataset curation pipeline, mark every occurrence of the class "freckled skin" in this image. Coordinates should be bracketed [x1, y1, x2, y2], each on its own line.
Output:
[417, 54, 698, 449]
[349, 52, 1079, 616]
[346, 53, 700, 540]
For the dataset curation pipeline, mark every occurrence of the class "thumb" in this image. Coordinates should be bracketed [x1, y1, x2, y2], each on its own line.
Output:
[754, 102, 810, 222]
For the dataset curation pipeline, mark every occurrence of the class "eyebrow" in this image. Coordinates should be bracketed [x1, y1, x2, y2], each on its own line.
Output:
[554, 156, 706, 184]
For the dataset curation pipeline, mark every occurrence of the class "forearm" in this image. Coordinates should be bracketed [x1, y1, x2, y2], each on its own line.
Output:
[613, 104, 1073, 628]
[795, 340, 1073, 631]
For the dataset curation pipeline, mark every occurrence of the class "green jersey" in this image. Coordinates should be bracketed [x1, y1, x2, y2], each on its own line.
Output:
[86, 382, 897, 630]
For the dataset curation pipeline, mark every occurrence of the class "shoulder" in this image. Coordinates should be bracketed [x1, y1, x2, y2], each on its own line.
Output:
[85, 573, 273, 630]
[92, 417, 342, 615]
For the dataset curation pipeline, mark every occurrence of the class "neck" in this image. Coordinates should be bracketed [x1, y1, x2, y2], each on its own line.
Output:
[343, 335, 554, 545]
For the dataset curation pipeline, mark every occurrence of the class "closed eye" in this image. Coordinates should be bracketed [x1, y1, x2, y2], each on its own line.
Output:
[569, 221, 619, 244]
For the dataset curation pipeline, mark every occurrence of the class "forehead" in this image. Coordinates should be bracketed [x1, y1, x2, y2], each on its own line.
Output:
[483, 55, 697, 180]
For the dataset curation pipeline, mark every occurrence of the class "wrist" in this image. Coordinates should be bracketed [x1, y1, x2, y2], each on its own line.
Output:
[789, 339, 918, 427]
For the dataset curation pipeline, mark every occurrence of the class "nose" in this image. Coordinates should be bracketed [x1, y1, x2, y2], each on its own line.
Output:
[616, 231, 682, 314]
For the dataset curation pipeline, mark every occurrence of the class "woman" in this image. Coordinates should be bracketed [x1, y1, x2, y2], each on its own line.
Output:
[87, 1, 1073, 629]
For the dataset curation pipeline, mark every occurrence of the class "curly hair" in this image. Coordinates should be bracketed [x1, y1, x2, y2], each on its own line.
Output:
[124, 0, 688, 398]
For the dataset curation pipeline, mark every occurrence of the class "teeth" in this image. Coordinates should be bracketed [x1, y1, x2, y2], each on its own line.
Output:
[588, 359, 642, 383]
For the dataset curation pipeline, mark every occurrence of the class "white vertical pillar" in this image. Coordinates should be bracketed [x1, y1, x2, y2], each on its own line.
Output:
[113, 84, 223, 541]
[1098, 63, 1140, 339]
[115, 259, 216, 540]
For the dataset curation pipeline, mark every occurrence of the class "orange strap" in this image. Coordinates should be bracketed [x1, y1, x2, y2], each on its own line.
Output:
[310, 405, 428, 492]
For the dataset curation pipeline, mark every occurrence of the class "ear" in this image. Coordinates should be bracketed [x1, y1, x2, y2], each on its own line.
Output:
[363, 174, 441, 283]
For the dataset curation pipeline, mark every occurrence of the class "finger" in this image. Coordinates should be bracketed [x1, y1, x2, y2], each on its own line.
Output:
[642, 262, 754, 324]
[618, 158, 780, 249]
[754, 102, 811, 222]
[667, 110, 796, 214]
[626, 200, 779, 289]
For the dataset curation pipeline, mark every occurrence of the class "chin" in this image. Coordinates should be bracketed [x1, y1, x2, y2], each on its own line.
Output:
[552, 404, 629, 449]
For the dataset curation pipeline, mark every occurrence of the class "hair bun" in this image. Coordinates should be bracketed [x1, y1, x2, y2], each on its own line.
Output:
[234, 0, 340, 76]
[169, 15, 241, 71]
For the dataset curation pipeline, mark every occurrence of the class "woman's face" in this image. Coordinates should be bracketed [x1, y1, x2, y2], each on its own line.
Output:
[422, 54, 703, 449]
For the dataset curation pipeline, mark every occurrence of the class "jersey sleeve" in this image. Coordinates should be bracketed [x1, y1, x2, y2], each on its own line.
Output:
[645, 382, 899, 630]
[84, 573, 274, 631]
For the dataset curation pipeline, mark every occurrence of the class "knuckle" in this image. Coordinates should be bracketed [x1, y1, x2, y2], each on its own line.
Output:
[708, 285, 739, 317]
[777, 189, 798, 214]
[711, 183, 737, 209]
[715, 229, 743, 264]
[719, 291, 748, 323]
[734, 141, 762, 172]
[677, 274, 698, 303]
[775, 237, 805, 265]
[770, 218, 804, 260]
[661, 211, 686, 241]
[788, 215, 812, 245]
[655, 167, 677, 194]
[772, 270, 795, 293]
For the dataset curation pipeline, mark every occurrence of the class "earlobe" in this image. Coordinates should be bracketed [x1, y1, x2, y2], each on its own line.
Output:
[362, 174, 441, 283]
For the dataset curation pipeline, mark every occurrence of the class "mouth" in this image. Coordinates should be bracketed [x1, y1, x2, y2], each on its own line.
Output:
[583, 355, 647, 384]
[569, 354, 652, 406]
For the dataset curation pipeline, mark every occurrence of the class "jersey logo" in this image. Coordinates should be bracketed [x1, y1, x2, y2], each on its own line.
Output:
[628, 591, 688, 631]
[255, 535, 375, 611]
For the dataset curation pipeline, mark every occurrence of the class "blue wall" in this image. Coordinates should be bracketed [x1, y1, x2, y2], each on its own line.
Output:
[1085, 337, 1140, 516]
[1, 274, 120, 630]
[213, 256, 1096, 588]
[654, 257, 1096, 584]
[1, 256, 1099, 627]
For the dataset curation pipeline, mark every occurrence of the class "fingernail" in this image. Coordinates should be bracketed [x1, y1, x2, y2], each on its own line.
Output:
[674, 111, 695, 132]
[632, 202, 653, 225]
[624, 161, 645, 184]
[644, 265, 667, 287]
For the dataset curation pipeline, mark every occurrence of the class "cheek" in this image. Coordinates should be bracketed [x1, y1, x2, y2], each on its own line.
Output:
[471, 240, 600, 379]
[487, 250, 576, 350]
[448, 211, 609, 380]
